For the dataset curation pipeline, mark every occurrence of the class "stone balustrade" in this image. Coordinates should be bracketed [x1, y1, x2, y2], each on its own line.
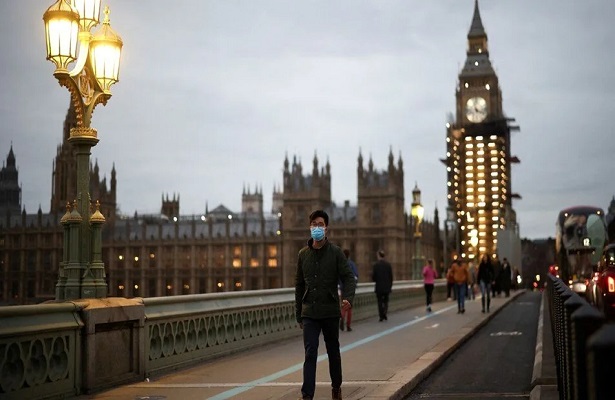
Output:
[0, 280, 445, 399]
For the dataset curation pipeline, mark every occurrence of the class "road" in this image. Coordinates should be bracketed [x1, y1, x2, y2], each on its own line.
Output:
[406, 291, 541, 400]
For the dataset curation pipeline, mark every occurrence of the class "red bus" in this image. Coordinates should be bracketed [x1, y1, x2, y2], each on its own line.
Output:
[555, 206, 608, 294]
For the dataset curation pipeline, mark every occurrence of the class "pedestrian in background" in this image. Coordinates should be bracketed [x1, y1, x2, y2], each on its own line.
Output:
[372, 250, 393, 322]
[512, 267, 520, 291]
[295, 210, 356, 400]
[340, 249, 359, 331]
[491, 254, 502, 297]
[446, 263, 455, 301]
[468, 261, 478, 301]
[422, 259, 437, 312]
[501, 257, 512, 297]
[477, 254, 494, 313]
[452, 260, 469, 314]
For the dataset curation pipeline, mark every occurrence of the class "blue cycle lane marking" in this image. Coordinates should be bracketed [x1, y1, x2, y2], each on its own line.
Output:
[208, 304, 457, 400]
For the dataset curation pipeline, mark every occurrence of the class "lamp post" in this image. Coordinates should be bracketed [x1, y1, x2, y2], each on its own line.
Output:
[43, 0, 123, 300]
[410, 183, 425, 280]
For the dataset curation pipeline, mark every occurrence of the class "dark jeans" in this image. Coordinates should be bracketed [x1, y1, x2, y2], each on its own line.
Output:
[480, 281, 492, 311]
[301, 317, 342, 398]
[376, 292, 390, 320]
[454, 283, 467, 311]
[424, 283, 434, 306]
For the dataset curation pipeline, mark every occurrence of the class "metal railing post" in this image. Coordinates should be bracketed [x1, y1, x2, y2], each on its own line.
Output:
[562, 293, 584, 400]
[570, 303, 603, 400]
[586, 324, 615, 400]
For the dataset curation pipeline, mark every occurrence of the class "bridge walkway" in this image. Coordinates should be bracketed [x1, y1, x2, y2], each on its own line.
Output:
[76, 290, 555, 400]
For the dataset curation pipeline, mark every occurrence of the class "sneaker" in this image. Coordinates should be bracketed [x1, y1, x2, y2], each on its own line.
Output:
[332, 387, 342, 400]
[461, 308, 465, 314]
[426, 306, 431, 313]
[346, 326, 352, 332]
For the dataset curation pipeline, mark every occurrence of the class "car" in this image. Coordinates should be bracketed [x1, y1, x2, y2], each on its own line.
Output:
[548, 264, 560, 278]
[586, 243, 615, 319]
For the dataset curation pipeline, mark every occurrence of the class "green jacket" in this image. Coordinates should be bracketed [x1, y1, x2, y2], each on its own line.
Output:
[295, 238, 356, 323]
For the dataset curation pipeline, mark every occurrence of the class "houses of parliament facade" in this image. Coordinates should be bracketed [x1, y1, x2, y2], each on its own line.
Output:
[0, 105, 442, 305]
[5, 0, 541, 306]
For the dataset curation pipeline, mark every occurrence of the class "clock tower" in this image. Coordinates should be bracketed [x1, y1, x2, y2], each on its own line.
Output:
[444, 0, 520, 262]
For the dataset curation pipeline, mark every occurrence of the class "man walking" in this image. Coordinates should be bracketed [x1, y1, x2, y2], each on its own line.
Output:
[295, 210, 356, 400]
[340, 249, 358, 331]
[372, 250, 393, 322]
[422, 259, 437, 312]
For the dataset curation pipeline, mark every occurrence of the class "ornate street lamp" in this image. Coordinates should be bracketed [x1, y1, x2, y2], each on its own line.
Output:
[411, 183, 425, 280]
[43, 0, 123, 300]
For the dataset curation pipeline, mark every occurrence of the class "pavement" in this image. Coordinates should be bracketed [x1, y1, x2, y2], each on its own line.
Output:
[530, 290, 559, 400]
[75, 290, 559, 400]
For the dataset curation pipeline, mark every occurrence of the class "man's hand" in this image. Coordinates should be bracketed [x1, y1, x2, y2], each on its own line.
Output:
[299, 322, 303, 329]
[341, 299, 351, 311]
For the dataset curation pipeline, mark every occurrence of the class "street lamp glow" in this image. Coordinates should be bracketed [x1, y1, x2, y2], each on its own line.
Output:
[90, 8, 123, 93]
[410, 183, 425, 280]
[43, 0, 123, 300]
[43, 0, 80, 72]
[72, 0, 102, 31]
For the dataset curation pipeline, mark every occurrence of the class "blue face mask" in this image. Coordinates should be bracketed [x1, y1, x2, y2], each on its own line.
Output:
[310, 226, 325, 241]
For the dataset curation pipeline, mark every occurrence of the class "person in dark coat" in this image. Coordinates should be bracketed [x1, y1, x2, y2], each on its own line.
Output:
[339, 249, 359, 331]
[295, 210, 356, 400]
[477, 254, 494, 313]
[500, 257, 512, 297]
[491, 254, 502, 297]
[371, 250, 393, 322]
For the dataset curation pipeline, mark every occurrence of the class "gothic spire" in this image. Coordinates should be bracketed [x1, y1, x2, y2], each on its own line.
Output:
[468, 0, 486, 38]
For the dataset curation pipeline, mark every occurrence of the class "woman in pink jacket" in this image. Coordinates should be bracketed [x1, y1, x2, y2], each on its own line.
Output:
[422, 259, 438, 312]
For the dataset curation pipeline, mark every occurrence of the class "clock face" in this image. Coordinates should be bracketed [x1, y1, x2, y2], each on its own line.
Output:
[465, 97, 488, 123]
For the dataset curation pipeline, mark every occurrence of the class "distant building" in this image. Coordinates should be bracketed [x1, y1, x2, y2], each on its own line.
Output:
[607, 196, 615, 243]
[442, 1, 521, 263]
[0, 146, 21, 217]
[521, 238, 556, 289]
[0, 122, 442, 305]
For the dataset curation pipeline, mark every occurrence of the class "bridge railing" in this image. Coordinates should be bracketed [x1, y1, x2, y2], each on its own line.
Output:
[546, 274, 615, 400]
[0, 280, 445, 399]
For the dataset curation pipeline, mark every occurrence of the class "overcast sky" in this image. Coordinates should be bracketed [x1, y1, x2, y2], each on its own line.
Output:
[1, 0, 614, 240]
